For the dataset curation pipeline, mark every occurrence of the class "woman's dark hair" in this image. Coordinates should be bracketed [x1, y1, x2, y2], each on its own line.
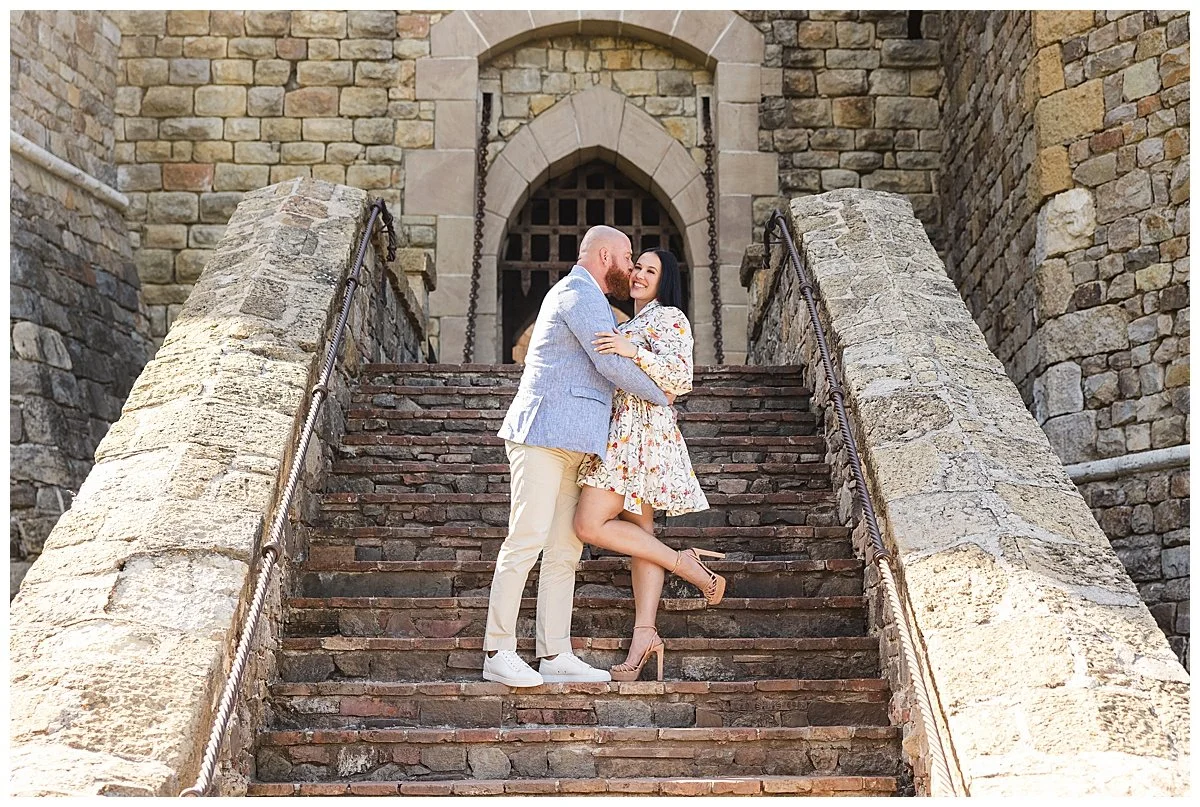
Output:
[643, 248, 683, 309]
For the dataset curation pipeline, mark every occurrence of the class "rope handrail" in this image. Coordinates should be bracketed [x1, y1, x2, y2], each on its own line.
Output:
[180, 198, 397, 797]
[763, 208, 961, 796]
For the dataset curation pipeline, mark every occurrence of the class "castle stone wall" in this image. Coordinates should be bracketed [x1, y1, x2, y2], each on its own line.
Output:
[10, 10, 154, 596]
[939, 9, 1190, 666]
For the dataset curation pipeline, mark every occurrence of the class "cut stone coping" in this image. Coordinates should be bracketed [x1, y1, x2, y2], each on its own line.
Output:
[782, 189, 1189, 796]
[8, 178, 375, 796]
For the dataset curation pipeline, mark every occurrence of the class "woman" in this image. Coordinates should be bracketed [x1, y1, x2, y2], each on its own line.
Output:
[575, 248, 721, 683]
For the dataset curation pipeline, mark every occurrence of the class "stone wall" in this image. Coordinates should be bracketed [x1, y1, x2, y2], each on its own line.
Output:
[939, 9, 1190, 667]
[112, 10, 441, 343]
[746, 10, 944, 242]
[482, 35, 710, 161]
[745, 189, 1189, 795]
[9, 178, 428, 796]
[10, 10, 155, 596]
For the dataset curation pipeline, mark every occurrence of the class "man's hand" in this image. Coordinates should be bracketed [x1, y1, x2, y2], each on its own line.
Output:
[593, 330, 637, 358]
[665, 392, 676, 404]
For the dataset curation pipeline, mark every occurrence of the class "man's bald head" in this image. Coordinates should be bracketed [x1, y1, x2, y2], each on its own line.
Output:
[577, 225, 634, 299]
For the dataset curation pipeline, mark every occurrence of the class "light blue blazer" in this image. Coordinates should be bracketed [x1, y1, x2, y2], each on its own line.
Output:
[498, 265, 670, 455]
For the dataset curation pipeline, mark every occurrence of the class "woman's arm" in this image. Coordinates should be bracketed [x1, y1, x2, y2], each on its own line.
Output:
[593, 308, 694, 396]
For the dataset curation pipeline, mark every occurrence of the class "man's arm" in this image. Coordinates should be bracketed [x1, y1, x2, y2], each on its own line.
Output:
[559, 285, 670, 406]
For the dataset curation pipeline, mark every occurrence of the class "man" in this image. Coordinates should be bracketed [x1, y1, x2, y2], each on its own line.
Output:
[482, 225, 670, 687]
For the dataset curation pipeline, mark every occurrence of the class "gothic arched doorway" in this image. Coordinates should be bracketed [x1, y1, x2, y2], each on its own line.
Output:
[501, 160, 691, 364]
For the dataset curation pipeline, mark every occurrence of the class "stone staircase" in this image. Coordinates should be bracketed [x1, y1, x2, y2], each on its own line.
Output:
[248, 364, 907, 796]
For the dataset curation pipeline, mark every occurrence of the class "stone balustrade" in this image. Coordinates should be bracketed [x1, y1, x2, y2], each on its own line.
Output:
[745, 188, 1189, 795]
[8, 178, 427, 796]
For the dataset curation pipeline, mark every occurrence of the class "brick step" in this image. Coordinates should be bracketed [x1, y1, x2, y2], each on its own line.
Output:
[361, 363, 809, 389]
[254, 724, 902, 783]
[316, 492, 840, 531]
[248, 774, 898, 796]
[324, 460, 833, 496]
[285, 594, 866, 640]
[344, 409, 821, 438]
[268, 678, 890, 730]
[352, 385, 811, 414]
[337, 433, 827, 465]
[278, 636, 880, 683]
[306, 525, 856, 564]
[296, 558, 864, 600]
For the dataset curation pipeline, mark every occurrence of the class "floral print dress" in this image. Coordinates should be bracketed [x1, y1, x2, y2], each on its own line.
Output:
[578, 300, 709, 516]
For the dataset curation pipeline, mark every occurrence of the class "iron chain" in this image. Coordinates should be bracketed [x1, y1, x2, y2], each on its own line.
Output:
[701, 98, 724, 365]
[463, 93, 492, 363]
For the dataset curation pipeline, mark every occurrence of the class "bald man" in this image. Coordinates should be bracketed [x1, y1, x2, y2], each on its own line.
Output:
[482, 225, 670, 687]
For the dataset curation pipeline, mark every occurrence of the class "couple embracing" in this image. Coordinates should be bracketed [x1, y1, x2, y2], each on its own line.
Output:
[481, 225, 724, 688]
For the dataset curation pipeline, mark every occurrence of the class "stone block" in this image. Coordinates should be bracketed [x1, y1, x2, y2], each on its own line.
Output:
[147, 191, 199, 223]
[429, 11, 487, 58]
[255, 60, 291, 86]
[141, 86, 193, 118]
[284, 87, 339, 118]
[299, 120, 350, 145]
[433, 100, 477, 150]
[1033, 10, 1095, 47]
[162, 164, 214, 192]
[1096, 169, 1152, 223]
[340, 88, 389, 117]
[405, 151, 475, 215]
[212, 59, 253, 85]
[213, 163, 269, 191]
[874, 97, 939, 129]
[816, 69, 867, 97]
[714, 62, 763, 103]
[1036, 80, 1105, 147]
[347, 10, 396, 38]
[415, 58, 478, 101]
[248, 87, 285, 117]
[168, 58, 211, 85]
[194, 86, 246, 117]
[1122, 58, 1162, 101]
[1038, 305, 1130, 364]
[292, 10, 346, 38]
[354, 119, 394, 146]
[393, 121, 433, 148]
[879, 39, 941, 67]
[296, 61, 354, 87]
[1035, 188, 1097, 262]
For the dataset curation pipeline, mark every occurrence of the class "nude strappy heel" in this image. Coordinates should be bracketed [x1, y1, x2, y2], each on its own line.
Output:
[610, 625, 665, 682]
[672, 548, 726, 605]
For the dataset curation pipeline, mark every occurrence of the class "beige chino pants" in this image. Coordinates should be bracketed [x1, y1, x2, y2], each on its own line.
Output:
[483, 440, 587, 657]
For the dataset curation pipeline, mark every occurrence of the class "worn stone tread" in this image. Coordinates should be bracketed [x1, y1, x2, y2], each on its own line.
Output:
[320, 491, 835, 505]
[247, 774, 897, 796]
[280, 636, 879, 652]
[299, 558, 863, 574]
[363, 363, 809, 375]
[353, 384, 812, 397]
[339, 432, 827, 447]
[287, 595, 865, 611]
[329, 460, 833, 476]
[316, 524, 854, 539]
[270, 677, 890, 697]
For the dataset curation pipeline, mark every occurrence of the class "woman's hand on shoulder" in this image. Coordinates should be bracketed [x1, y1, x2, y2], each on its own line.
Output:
[593, 330, 638, 358]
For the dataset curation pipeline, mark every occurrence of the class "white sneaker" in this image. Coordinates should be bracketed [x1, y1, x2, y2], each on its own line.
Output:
[539, 652, 612, 683]
[483, 650, 544, 687]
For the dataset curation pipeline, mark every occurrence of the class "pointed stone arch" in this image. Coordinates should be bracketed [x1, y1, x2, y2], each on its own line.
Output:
[411, 10, 775, 363]
[482, 87, 709, 274]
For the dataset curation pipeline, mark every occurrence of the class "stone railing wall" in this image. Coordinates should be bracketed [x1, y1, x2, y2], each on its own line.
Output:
[10, 10, 154, 596]
[745, 189, 1189, 795]
[8, 178, 427, 796]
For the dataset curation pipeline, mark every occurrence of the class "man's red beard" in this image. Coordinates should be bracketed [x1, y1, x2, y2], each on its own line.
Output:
[604, 260, 631, 300]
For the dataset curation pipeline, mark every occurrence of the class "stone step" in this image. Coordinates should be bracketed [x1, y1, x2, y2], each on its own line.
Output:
[344, 408, 821, 438]
[268, 678, 890, 730]
[324, 460, 833, 496]
[253, 724, 902, 783]
[285, 595, 866, 640]
[248, 774, 898, 796]
[306, 525, 856, 565]
[352, 385, 811, 414]
[278, 636, 880, 683]
[361, 363, 810, 389]
[337, 433, 828, 465]
[296, 558, 864, 600]
[316, 492, 840, 531]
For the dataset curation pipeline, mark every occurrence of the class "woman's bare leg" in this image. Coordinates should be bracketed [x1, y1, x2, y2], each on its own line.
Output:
[615, 507, 665, 671]
[574, 485, 678, 569]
